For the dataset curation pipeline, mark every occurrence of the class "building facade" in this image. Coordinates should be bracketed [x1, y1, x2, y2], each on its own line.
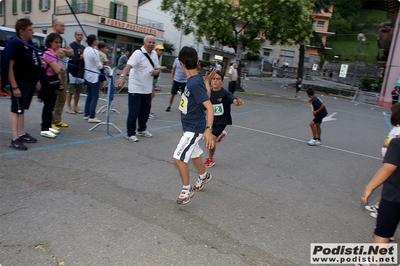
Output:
[0, 0, 164, 66]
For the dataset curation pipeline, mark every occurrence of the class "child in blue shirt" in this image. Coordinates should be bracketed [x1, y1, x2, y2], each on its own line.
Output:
[172, 46, 215, 204]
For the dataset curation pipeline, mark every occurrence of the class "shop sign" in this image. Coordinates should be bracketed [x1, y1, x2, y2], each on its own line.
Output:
[99, 17, 157, 35]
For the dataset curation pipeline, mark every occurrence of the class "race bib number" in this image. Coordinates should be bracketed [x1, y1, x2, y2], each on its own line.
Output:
[213, 103, 224, 116]
[179, 94, 188, 114]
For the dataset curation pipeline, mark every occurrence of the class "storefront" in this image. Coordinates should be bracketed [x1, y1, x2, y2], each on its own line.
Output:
[98, 31, 143, 66]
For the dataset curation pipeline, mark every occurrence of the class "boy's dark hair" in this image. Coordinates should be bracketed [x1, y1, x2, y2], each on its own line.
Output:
[306, 87, 315, 96]
[215, 71, 224, 80]
[45, 33, 62, 48]
[86, 34, 97, 46]
[98, 41, 107, 49]
[15, 18, 32, 37]
[178, 46, 198, 70]
[390, 103, 400, 126]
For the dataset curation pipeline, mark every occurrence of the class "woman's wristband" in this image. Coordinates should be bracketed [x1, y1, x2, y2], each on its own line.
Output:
[365, 185, 374, 191]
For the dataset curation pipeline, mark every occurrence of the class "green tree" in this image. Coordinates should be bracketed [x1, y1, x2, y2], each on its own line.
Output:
[160, 0, 315, 87]
[162, 40, 176, 55]
[296, 0, 331, 79]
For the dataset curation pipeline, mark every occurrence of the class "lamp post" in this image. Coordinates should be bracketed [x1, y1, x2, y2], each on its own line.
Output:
[352, 33, 366, 89]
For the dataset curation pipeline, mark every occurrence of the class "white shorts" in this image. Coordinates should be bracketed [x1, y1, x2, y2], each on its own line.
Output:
[173, 131, 203, 163]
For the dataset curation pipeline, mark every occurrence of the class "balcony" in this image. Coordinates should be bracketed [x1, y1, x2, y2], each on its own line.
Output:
[56, 4, 164, 31]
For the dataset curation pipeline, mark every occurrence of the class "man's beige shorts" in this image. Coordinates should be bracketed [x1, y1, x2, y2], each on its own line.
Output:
[66, 83, 85, 94]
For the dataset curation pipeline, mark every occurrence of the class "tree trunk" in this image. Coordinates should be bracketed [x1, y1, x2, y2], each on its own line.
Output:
[235, 41, 245, 92]
[297, 45, 305, 79]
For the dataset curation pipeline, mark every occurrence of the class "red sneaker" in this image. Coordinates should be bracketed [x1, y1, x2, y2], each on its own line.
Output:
[204, 158, 216, 168]
[217, 131, 227, 143]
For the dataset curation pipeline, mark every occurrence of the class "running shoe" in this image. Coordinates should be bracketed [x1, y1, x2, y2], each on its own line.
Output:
[315, 139, 322, 145]
[365, 203, 379, 212]
[126, 135, 139, 142]
[40, 131, 57, 138]
[176, 186, 194, 204]
[19, 133, 37, 143]
[55, 121, 69, 127]
[193, 173, 213, 191]
[10, 139, 28, 150]
[370, 212, 378, 219]
[166, 106, 171, 112]
[137, 130, 152, 138]
[217, 131, 227, 143]
[204, 158, 216, 168]
[307, 139, 317, 146]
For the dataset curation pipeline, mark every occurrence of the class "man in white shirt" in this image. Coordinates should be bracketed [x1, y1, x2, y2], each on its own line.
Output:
[228, 63, 238, 94]
[115, 35, 161, 142]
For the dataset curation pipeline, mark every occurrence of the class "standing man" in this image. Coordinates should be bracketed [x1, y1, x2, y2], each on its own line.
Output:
[48, 19, 74, 130]
[118, 50, 130, 70]
[166, 57, 187, 112]
[149, 44, 167, 119]
[115, 35, 161, 142]
[215, 61, 222, 72]
[1, 18, 41, 150]
[391, 86, 399, 106]
[66, 30, 85, 114]
[228, 63, 238, 94]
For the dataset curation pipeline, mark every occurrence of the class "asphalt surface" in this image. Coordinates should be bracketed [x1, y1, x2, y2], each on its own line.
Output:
[0, 74, 395, 266]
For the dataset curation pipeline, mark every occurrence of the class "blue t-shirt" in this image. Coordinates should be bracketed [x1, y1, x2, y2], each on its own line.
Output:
[310, 96, 328, 117]
[179, 74, 209, 133]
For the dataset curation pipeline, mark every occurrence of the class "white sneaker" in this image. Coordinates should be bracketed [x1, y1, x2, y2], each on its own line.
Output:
[83, 116, 89, 120]
[126, 135, 138, 142]
[370, 212, 378, 219]
[49, 127, 60, 134]
[315, 139, 322, 145]
[365, 203, 379, 212]
[88, 117, 101, 123]
[66, 107, 76, 114]
[137, 130, 152, 138]
[40, 131, 56, 138]
[307, 139, 317, 146]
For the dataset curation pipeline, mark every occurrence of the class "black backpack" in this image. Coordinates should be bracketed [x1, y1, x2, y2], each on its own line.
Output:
[68, 42, 85, 78]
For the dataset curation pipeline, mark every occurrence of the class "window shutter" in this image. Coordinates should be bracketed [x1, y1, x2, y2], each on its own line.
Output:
[87, 0, 93, 13]
[22, 0, 26, 12]
[72, 0, 77, 11]
[109, 2, 115, 18]
[27, 0, 31, 11]
[39, 0, 42, 10]
[47, 0, 51, 9]
[0, 1, 3, 15]
[12, 0, 17, 13]
[123, 5, 128, 22]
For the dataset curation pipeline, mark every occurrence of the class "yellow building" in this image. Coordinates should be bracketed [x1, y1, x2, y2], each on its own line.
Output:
[0, 0, 164, 66]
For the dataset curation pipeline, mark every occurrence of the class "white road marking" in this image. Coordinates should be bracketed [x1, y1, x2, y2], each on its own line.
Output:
[233, 124, 382, 160]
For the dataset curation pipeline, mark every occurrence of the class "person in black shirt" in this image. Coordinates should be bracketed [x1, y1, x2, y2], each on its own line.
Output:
[306, 87, 327, 146]
[1, 18, 41, 150]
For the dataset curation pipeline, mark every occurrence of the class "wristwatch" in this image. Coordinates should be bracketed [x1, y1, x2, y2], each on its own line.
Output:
[205, 126, 213, 130]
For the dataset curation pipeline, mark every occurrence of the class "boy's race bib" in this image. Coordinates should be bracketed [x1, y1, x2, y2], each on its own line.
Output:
[179, 94, 188, 114]
[213, 103, 224, 116]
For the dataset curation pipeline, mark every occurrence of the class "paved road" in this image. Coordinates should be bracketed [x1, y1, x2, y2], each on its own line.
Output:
[0, 75, 394, 266]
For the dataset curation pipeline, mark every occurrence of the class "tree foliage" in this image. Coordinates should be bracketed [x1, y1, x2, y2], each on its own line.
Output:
[162, 40, 176, 55]
[160, 0, 316, 55]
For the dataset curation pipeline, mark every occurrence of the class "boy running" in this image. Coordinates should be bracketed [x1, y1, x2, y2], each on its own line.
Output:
[306, 87, 327, 146]
[204, 71, 244, 168]
[173, 46, 215, 205]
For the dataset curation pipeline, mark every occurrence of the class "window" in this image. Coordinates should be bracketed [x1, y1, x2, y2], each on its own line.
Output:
[317, 20, 325, 28]
[0, 1, 3, 16]
[12, 0, 17, 14]
[110, 2, 128, 22]
[22, 0, 32, 13]
[71, 0, 92, 13]
[39, 0, 51, 11]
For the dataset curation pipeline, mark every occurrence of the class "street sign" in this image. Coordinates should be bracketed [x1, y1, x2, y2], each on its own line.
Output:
[312, 64, 318, 71]
[339, 64, 348, 78]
